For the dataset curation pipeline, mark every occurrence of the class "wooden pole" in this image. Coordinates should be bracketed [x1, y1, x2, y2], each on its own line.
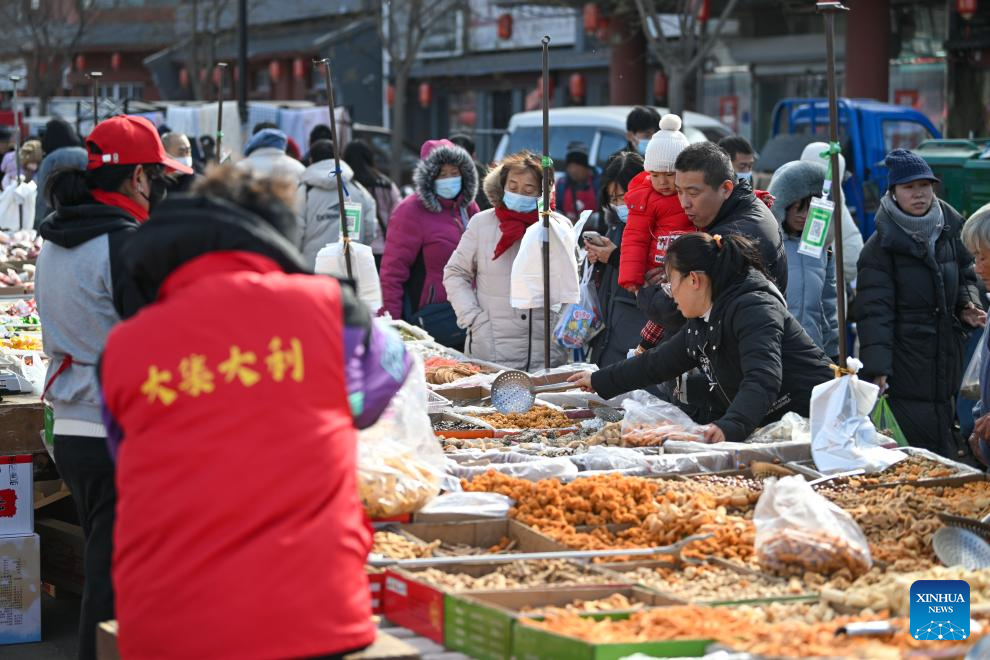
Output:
[314, 58, 353, 280]
[818, 1, 849, 367]
[541, 36, 552, 372]
[215, 63, 228, 163]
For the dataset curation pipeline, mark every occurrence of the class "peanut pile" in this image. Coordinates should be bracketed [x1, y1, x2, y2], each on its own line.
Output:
[614, 562, 812, 603]
[407, 559, 614, 591]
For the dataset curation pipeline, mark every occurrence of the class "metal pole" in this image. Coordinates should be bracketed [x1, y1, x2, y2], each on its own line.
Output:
[215, 62, 228, 164]
[315, 58, 353, 280]
[818, 1, 849, 367]
[541, 36, 552, 372]
[87, 71, 103, 129]
[237, 0, 248, 127]
[9, 75, 22, 230]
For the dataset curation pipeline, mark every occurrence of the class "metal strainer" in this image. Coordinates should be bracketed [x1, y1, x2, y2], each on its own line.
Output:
[933, 527, 990, 570]
[490, 370, 582, 414]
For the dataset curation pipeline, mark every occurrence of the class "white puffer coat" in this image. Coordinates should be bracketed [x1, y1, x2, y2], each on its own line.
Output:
[443, 163, 569, 371]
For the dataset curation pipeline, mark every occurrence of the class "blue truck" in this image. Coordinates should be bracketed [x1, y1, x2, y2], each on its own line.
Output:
[765, 98, 942, 237]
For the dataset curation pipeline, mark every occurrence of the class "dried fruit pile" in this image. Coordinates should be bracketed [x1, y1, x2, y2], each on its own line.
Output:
[462, 472, 755, 563]
[406, 559, 614, 591]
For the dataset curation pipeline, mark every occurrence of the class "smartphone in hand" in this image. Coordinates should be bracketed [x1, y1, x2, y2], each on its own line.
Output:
[582, 231, 605, 246]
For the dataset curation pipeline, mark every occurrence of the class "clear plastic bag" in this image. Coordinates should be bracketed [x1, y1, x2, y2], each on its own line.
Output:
[357, 356, 444, 517]
[754, 475, 872, 577]
[554, 263, 604, 349]
[620, 391, 705, 447]
[961, 326, 987, 401]
[750, 412, 811, 444]
[418, 492, 514, 518]
[450, 455, 579, 482]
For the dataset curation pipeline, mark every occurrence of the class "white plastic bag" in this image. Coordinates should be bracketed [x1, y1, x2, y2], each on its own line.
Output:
[418, 492, 514, 518]
[750, 412, 811, 444]
[961, 325, 987, 400]
[809, 358, 905, 474]
[315, 240, 382, 312]
[0, 181, 36, 231]
[754, 476, 872, 577]
[620, 391, 704, 447]
[554, 262, 604, 349]
[510, 212, 580, 310]
[357, 355, 444, 517]
[450, 455, 578, 482]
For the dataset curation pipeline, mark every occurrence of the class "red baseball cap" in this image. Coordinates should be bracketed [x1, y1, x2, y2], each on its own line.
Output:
[86, 115, 194, 175]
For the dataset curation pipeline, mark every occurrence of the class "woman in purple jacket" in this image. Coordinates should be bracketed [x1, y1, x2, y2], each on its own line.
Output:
[379, 139, 479, 347]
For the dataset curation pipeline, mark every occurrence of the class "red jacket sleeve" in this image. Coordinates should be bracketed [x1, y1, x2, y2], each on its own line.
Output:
[378, 198, 423, 319]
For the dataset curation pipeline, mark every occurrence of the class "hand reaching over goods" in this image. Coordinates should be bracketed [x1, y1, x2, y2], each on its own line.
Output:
[621, 422, 700, 447]
[372, 531, 440, 559]
[821, 566, 990, 616]
[408, 559, 614, 591]
[521, 594, 645, 617]
[823, 481, 990, 570]
[755, 477, 872, 578]
[423, 357, 482, 384]
[523, 607, 984, 657]
[476, 408, 574, 429]
[618, 562, 814, 603]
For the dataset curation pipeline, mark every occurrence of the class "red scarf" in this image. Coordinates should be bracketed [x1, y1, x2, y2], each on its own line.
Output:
[91, 189, 150, 223]
[493, 206, 538, 260]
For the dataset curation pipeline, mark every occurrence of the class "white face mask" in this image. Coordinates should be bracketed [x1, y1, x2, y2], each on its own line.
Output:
[176, 156, 193, 169]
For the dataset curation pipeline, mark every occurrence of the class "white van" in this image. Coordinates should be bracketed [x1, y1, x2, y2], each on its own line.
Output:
[493, 106, 732, 170]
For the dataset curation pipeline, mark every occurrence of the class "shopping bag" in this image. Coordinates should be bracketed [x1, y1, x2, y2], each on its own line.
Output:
[870, 395, 908, 447]
[961, 325, 987, 400]
[553, 261, 603, 349]
[510, 212, 580, 310]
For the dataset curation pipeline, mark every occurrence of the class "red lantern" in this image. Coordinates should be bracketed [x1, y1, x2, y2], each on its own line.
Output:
[74, 54, 86, 71]
[293, 57, 305, 79]
[497, 13, 513, 40]
[457, 110, 477, 127]
[582, 3, 600, 34]
[697, 0, 710, 22]
[418, 82, 432, 108]
[958, 0, 978, 18]
[212, 67, 223, 87]
[268, 60, 281, 84]
[111, 52, 122, 71]
[595, 17, 611, 43]
[653, 71, 668, 100]
[569, 73, 586, 100]
[179, 67, 190, 88]
[386, 83, 396, 107]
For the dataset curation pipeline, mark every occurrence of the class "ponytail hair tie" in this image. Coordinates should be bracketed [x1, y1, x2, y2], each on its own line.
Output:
[713, 234, 723, 250]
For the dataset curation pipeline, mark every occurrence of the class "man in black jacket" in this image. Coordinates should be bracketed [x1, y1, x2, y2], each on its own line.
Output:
[638, 142, 787, 334]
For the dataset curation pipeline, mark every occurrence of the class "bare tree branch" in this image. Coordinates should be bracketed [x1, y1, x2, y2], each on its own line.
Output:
[685, 0, 740, 72]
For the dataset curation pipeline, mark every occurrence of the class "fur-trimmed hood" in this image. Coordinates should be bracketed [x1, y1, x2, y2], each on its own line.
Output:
[484, 161, 556, 210]
[413, 139, 478, 213]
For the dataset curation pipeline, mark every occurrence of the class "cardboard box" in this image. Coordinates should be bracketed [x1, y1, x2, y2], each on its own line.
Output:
[445, 586, 668, 660]
[367, 568, 385, 615]
[0, 533, 41, 645]
[382, 520, 567, 642]
[0, 455, 32, 537]
[36, 518, 85, 596]
[513, 611, 712, 660]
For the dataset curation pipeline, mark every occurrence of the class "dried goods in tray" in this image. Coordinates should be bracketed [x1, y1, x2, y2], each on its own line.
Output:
[475, 408, 575, 429]
[372, 531, 440, 559]
[616, 562, 812, 603]
[424, 357, 482, 385]
[822, 566, 990, 616]
[846, 454, 964, 486]
[406, 559, 615, 592]
[520, 594, 645, 617]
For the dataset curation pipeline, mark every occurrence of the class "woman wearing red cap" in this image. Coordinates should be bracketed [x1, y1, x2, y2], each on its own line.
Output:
[35, 115, 191, 660]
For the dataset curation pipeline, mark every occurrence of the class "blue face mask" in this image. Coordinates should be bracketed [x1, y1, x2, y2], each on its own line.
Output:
[736, 171, 753, 183]
[435, 176, 462, 200]
[615, 204, 630, 222]
[638, 139, 651, 155]
[503, 190, 539, 213]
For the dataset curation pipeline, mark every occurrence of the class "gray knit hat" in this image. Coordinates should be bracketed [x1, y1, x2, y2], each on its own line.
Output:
[767, 160, 826, 225]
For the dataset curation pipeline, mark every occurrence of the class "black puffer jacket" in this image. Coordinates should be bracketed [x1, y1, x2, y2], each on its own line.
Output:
[855, 198, 980, 459]
[637, 182, 788, 335]
[593, 269, 833, 442]
[588, 210, 647, 367]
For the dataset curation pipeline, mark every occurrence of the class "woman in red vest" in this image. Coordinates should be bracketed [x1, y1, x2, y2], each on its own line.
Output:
[100, 167, 411, 659]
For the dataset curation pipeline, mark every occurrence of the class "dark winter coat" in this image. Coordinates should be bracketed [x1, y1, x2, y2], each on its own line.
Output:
[637, 181, 788, 336]
[593, 269, 833, 442]
[855, 198, 980, 460]
[588, 209, 648, 367]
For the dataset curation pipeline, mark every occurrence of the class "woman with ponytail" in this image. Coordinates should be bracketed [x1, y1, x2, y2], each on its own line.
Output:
[569, 232, 833, 443]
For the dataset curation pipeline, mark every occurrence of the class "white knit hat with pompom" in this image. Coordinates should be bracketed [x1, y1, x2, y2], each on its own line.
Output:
[644, 114, 690, 173]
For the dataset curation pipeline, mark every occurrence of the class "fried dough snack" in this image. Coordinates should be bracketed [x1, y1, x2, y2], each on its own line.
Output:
[476, 409, 574, 429]
[372, 532, 440, 559]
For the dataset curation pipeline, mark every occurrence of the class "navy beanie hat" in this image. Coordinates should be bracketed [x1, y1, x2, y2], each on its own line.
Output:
[885, 148, 938, 190]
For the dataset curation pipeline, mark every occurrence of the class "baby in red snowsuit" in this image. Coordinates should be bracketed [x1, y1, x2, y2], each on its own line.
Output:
[617, 114, 693, 352]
